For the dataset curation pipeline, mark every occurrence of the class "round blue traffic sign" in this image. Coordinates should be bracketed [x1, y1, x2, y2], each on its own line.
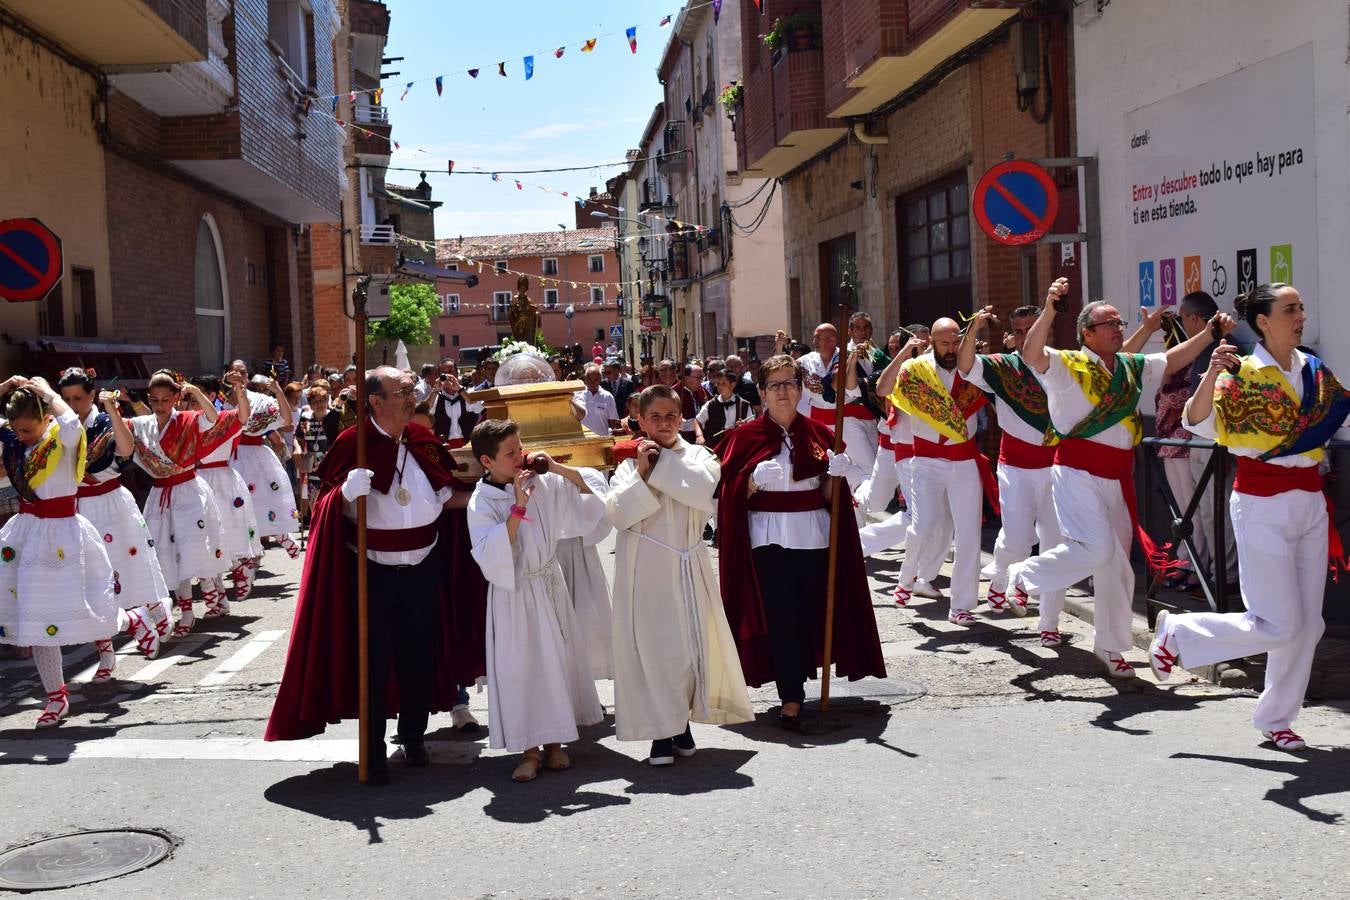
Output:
[0, 219, 63, 303]
[972, 160, 1060, 246]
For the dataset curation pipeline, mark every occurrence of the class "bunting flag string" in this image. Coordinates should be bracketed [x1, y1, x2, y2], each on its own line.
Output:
[309, 2, 722, 104]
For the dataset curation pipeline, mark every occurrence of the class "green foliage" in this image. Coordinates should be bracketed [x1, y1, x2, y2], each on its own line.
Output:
[366, 282, 441, 345]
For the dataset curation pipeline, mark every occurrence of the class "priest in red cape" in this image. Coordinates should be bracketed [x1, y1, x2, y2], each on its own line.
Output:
[715, 353, 886, 730]
[265, 366, 486, 783]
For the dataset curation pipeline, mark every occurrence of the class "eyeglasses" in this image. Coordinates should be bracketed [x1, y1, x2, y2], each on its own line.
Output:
[379, 387, 416, 398]
[1086, 320, 1127, 331]
[763, 380, 799, 393]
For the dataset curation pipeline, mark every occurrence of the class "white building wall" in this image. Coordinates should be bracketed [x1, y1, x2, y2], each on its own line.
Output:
[1074, 0, 1350, 369]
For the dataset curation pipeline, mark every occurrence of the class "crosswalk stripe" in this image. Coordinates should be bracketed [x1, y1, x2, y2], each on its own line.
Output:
[129, 636, 211, 682]
[196, 630, 285, 687]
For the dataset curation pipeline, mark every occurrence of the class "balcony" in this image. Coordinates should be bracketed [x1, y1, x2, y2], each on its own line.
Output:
[350, 0, 391, 37]
[826, 3, 1019, 118]
[743, 47, 845, 178]
[4, 0, 207, 66]
[353, 123, 392, 159]
[355, 104, 390, 125]
[107, 0, 233, 116]
[361, 223, 396, 245]
[639, 179, 665, 212]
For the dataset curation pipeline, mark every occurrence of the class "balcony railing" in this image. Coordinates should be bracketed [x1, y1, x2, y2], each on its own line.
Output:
[360, 223, 395, 245]
[355, 104, 389, 125]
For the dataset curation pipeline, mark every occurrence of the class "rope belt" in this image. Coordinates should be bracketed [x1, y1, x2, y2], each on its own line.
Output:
[636, 531, 710, 719]
[522, 557, 569, 645]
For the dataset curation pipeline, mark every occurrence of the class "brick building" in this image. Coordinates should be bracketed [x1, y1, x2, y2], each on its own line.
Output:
[0, 0, 350, 380]
[434, 230, 623, 364]
[737, 0, 1079, 345]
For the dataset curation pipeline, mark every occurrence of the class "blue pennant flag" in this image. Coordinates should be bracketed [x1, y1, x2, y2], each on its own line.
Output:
[524, 55, 534, 81]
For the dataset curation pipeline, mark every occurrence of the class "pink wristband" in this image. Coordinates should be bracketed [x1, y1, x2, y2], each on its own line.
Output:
[509, 504, 532, 522]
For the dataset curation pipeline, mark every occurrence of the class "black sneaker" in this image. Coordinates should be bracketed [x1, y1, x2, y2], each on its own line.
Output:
[672, 724, 696, 758]
[649, 738, 675, 766]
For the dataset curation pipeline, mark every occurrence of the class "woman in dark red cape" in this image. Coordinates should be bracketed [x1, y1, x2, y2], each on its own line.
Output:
[715, 375, 886, 693]
[264, 420, 487, 742]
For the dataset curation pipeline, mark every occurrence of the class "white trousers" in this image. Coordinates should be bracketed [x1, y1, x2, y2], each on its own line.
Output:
[858, 457, 948, 585]
[842, 417, 879, 480]
[854, 437, 900, 515]
[897, 456, 982, 611]
[1011, 465, 1134, 652]
[1169, 489, 1327, 733]
[1161, 455, 1208, 571]
[1188, 447, 1239, 582]
[986, 463, 1067, 632]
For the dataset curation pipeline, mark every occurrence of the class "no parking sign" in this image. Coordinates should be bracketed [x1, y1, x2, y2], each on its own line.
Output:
[972, 161, 1059, 246]
[0, 219, 63, 302]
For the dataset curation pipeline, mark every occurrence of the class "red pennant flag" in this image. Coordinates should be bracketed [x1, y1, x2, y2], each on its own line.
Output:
[447, 160, 455, 175]
[515, 180, 523, 190]
[626, 26, 637, 54]
[554, 46, 565, 59]
[348, 91, 356, 102]
[467, 68, 479, 78]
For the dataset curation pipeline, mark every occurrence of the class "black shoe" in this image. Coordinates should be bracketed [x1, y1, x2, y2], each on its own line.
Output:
[364, 765, 390, 786]
[649, 738, 675, 766]
[776, 710, 802, 732]
[672, 724, 696, 758]
[402, 742, 431, 768]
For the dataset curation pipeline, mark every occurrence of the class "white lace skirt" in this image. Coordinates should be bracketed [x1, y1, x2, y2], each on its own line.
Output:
[198, 465, 263, 560]
[78, 484, 171, 611]
[143, 476, 226, 586]
[0, 510, 119, 646]
[231, 445, 297, 538]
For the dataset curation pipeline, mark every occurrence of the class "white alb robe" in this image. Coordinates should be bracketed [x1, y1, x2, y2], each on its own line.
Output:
[468, 471, 607, 751]
[605, 442, 753, 741]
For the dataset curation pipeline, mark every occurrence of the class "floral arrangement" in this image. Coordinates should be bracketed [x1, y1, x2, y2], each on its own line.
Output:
[718, 81, 743, 109]
[492, 339, 550, 362]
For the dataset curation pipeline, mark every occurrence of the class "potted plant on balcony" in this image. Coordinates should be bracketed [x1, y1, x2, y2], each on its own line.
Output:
[718, 81, 743, 122]
[764, 13, 819, 56]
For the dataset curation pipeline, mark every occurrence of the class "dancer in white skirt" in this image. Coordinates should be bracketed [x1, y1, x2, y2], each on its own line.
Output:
[128, 371, 231, 637]
[58, 369, 172, 679]
[188, 374, 262, 606]
[230, 376, 298, 575]
[0, 376, 158, 728]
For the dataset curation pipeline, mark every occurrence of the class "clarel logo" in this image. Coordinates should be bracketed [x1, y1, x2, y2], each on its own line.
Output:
[1130, 130, 1150, 149]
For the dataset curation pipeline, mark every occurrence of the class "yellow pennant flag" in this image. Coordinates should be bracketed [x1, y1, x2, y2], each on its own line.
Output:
[582, 39, 597, 53]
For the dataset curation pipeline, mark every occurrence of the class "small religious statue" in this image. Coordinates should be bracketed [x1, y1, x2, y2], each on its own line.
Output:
[508, 274, 540, 343]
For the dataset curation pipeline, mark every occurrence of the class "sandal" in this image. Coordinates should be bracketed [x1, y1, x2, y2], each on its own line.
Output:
[544, 746, 571, 771]
[512, 749, 543, 783]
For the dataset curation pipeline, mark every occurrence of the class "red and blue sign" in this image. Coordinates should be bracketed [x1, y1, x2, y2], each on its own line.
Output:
[971, 160, 1059, 247]
[0, 219, 63, 303]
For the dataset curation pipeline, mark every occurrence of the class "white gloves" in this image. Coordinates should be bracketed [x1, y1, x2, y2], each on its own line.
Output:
[341, 467, 373, 502]
[826, 450, 860, 480]
[751, 460, 785, 490]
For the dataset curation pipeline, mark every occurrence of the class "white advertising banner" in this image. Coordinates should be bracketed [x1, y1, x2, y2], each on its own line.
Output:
[1124, 44, 1317, 340]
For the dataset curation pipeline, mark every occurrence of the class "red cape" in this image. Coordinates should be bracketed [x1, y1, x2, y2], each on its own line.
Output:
[715, 414, 887, 688]
[264, 420, 488, 741]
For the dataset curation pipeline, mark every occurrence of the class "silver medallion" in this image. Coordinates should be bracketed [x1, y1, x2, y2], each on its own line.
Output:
[395, 486, 412, 506]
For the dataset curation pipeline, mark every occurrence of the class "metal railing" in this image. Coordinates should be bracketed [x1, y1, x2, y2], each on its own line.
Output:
[359, 223, 395, 245]
[355, 104, 389, 125]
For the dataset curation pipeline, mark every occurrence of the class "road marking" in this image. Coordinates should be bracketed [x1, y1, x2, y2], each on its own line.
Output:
[0, 737, 479, 765]
[196, 630, 285, 687]
[128, 636, 211, 682]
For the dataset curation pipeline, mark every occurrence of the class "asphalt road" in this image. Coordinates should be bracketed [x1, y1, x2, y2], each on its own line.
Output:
[1, 534, 1348, 898]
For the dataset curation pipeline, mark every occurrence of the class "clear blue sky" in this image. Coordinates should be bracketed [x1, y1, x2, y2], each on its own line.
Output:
[384, 1, 674, 239]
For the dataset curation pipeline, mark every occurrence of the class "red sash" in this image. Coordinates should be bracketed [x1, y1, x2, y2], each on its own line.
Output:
[344, 518, 439, 553]
[199, 460, 231, 470]
[238, 434, 266, 447]
[1234, 456, 1346, 572]
[19, 496, 77, 518]
[999, 432, 1056, 470]
[913, 437, 1001, 514]
[1053, 437, 1176, 575]
[747, 490, 828, 513]
[152, 469, 197, 512]
[76, 478, 123, 499]
[893, 442, 915, 462]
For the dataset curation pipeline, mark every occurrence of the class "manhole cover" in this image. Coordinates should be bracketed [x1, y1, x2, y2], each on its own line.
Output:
[0, 829, 173, 892]
[804, 677, 926, 702]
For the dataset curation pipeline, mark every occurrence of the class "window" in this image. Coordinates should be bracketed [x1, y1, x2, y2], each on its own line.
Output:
[588, 255, 604, 273]
[438, 334, 445, 347]
[442, 293, 460, 314]
[451, 335, 460, 347]
[494, 260, 508, 275]
[447, 262, 458, 271]
[590, 286, 605, 305]
[72, 267, 97, 337]
[542, 258, 559, 276]
[544, 288, 559, 309]
[39, 281, 64, 336]
[817, 233, 856, 324]
[492, 291, 512, 321]
[194, 215, 229, 373]
[594, 328, 605, 342]
[267, 0, 315, 87]
[898, 173, 971, 326]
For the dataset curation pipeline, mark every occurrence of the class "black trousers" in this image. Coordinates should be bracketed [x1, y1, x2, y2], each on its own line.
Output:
[364, 544, 440, 759]
[752, 545, 828, 705]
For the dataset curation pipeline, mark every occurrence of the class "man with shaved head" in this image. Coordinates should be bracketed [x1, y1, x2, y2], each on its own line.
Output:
[1010, 279, 1234, 679]
[796, 321, 880, 485]
[886, 317, 994, 623]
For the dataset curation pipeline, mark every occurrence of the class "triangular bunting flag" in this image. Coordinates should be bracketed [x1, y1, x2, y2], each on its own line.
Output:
[524, 55, 534, 80]
[497, 61, 506, 77]
[582, 38, 597, 53]
[561, 191, 569, 197]
[435, 76, 443, 96]
[400, 81, 412, 101]
[659, 14, 672, 27]
[393, 141, 400, 150]
[373, 87, 384, 104]
[447, 160, 455, 175]
[330, 96, 338, 113]
[348, 91, 356, 103]
[515, 180, 523, 190]
[491, 173, 500, 182]
[554, 46, 565, 59]
[713, 0, 722, 23]
[467, 68, 480, 78]
[626, 26, 637, 54]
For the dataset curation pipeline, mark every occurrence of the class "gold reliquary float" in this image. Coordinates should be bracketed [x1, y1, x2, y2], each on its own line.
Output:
[447, 276, 616, 478]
